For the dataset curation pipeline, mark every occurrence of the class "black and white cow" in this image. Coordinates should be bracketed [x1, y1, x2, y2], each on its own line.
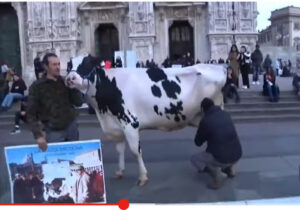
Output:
[66, 55, 227, 186]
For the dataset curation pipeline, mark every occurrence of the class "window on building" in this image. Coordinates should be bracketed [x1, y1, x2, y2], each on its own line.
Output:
[294, 23, 300, 30]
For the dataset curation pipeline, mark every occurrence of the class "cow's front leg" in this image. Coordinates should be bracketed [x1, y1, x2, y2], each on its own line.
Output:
[115, 141, 126, 179]
[124, 126, 148, 186]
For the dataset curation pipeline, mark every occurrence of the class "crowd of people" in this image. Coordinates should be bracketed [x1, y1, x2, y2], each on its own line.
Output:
[0, 64, 27, 112]
[222, 44, 292, 103]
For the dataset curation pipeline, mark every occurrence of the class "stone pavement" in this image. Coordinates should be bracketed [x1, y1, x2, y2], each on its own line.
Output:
[1, 121, 300, 203]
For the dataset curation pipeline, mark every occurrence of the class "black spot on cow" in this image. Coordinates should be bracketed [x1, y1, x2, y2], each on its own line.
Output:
[131, 121, 139, 129]
[153, 105, 159, 115]
[146, 67, 167, 82]
[176, 76, 181, 83]
[127, 110, 140, 129]
[151, 85, 162, 98]
[164, 101, 185, 122]
[162, 80, 181, 99]
[159, 112, 163, 116]
[174, 116, 180, 122]
[95, 66, 138, 129]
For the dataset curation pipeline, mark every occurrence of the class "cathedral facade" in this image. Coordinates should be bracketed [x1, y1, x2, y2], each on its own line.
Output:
[1, 2, 258, 83]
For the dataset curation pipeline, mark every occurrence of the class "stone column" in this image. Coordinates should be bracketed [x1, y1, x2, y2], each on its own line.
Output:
[128, 2, 155, 63]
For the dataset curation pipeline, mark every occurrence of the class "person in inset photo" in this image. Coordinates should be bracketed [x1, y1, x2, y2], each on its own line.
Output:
[72, 165, 90, 203]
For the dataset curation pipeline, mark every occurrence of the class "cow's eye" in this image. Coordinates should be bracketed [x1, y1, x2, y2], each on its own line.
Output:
[72, 76, 76, 80]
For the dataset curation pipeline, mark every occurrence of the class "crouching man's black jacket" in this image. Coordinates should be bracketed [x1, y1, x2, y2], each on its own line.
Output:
[195, 106, 242, 164]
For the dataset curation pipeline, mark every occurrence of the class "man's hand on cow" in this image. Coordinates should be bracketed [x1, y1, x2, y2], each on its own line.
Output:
[37, 136, 48, 152]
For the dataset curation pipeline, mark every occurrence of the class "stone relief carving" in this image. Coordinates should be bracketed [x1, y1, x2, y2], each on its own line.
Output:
[240, 2, 251, 19]
[208, 6, 215, 32]
[148, 13, 155, 34]
[27, 20, 33, 38]
[215, 2, 226, 19]
[173, 8, 188, 18]
[137, 2, 145, 21]
[129, 2, 154, 36]
[195, 6, 202, 19]
[97, 10, 114, 21]
[240, 20, 252, 31]
[211, 43, 228, 59]
[80, 2, 127, 10]
[215, 20, 227, 29]
[33, 3, 43, 27]
[136, 22, 148, 33]
[136, 45, 149, 61]
[57, 2, 68, 26]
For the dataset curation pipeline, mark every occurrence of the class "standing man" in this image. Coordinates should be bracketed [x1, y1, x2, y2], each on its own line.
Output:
[67, 57, 73, 73]
[34, 53, 43, 80]
[27, 53, 83, 151]
[251, 44, 263, 85]
[191, 98, 242, 189]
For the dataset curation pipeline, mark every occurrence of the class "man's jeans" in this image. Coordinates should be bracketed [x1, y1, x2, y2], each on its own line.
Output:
[1, 93, 23, 108]
[45, 120, 79, 143]
[191, 151, 232, 176]
[252, 65, 261, 82]
[267, 84, 279, 101]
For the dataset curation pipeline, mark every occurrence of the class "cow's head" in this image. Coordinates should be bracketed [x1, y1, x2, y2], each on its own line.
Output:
[65, 54, 100, 89]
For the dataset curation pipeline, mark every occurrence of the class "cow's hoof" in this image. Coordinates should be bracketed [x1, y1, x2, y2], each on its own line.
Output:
[137, 179, 148, 186]
[114, 171, 123, 179]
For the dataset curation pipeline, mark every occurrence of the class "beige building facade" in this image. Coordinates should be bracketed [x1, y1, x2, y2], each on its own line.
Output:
[259, 6, 300, 50]
[0, 2, 258, 84]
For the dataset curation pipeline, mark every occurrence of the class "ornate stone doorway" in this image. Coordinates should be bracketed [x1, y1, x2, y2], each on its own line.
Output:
[0, 3, 21, 73]
[95, 24, 119, 62]
[169, 21, 194, 62]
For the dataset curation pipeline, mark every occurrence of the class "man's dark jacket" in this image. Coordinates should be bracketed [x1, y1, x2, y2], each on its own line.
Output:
[27, 76, 83, 139]
[11, 79, 27, 95]
[251, 49, 263, 66]
[194, 106, 242, 164]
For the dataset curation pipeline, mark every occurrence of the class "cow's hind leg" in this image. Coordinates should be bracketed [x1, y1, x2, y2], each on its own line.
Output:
[115, 141, 126, 179]
[124, 126, 148, 186]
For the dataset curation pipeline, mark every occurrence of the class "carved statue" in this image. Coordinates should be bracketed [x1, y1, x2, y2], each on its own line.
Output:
[58, 2, 67, 25]
[137, 2, 145, 20]
[34, 3, 43, 27]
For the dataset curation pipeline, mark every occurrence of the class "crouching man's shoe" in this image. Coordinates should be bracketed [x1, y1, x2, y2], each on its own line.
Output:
[207, 171, 227, 190]
[222, 166, 235, 178]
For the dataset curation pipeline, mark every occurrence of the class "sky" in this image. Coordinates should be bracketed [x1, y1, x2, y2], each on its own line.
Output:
[257, 0, 300, 31]
[5, 140, 101, 165]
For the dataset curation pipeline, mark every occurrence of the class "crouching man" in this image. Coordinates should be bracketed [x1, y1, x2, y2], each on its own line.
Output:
[191, 98, 242, 189]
